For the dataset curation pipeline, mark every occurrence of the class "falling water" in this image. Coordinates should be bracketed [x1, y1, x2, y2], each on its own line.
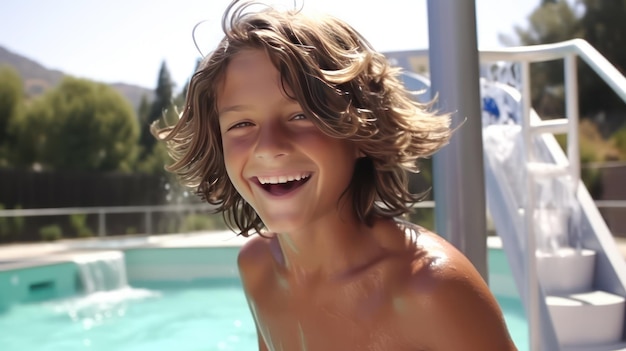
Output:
[532, 170, 580, 254]
[52, 251, 158, 330]
[73, 251, 128, 293]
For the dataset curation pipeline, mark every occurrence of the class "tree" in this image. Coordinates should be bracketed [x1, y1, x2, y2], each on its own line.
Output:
[612, 126, 626, 159]
[139, 61, 177, 160]
[514, 0, 626, 130]
[0, 65, 24, 166]
[513, 0, 582, 117]
[14, 77, 139, 172]
[137, 93, 151, 124]
[576, 0, 626, 123]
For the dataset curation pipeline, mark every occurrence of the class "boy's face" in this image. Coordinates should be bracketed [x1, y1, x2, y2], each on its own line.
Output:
[217, 49, 359, 233]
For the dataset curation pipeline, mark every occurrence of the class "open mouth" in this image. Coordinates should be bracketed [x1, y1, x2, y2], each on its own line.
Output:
[255, 173, 312, 196]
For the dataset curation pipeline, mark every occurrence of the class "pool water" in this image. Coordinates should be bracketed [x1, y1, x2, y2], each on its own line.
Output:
[0, 278, 527, 351]
[0, 280, 256, 351]
[498, 296, 528, 351]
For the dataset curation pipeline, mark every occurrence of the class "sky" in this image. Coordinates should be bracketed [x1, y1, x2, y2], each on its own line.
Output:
[0, 0, 540, 91]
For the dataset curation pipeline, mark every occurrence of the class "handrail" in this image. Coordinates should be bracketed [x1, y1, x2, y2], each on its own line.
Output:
[0, 199, 620, 221]
[479, 39, 626, 102]
[393, 39, 626, 103]
[0, 203, 216, 218]
[0, 202, 218, 237]
[0, 201, 437, 238]
[0, 201, 433, 218]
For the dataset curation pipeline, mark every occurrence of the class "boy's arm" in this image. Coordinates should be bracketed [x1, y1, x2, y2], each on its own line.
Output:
[237, 236, 272, 351]
[255, 326, 269, 351]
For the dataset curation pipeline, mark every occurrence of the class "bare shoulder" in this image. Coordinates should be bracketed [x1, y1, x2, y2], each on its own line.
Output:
[237, 234, 273, 267]
[396, 222, 517, 350]
[237, 234, 276, 293]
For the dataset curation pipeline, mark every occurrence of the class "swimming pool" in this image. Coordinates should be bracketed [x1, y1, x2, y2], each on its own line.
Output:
[0, 279, 256, 351]
[0, 243, 527, 350]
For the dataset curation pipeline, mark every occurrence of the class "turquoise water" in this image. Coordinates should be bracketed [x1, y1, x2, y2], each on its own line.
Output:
[499, 296, 528, 351]
[0, 245, 528, 350]
[0, 280, 256, 351]
[0, 278, 527, 350]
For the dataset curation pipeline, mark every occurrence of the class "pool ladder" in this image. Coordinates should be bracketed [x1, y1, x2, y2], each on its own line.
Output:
[515, 45, 626, 350]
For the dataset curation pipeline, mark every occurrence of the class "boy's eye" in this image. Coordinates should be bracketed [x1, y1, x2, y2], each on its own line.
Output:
[290, 113, 307, 121]
[228, 121, 254, 130]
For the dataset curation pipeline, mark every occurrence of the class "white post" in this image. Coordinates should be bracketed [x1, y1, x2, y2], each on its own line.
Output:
[564, 54, 580, 188]
[521, 61, 542, 351]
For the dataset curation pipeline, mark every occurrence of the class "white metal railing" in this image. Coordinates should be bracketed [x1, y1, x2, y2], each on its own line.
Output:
[479, 39, 626, 350]
[0, 199, 622, 235]
[0, 203, 216, 237]
[0, 202, 439, 238]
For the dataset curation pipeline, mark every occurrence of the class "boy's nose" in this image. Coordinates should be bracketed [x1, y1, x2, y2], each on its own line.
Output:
[254, 124, 290, 159]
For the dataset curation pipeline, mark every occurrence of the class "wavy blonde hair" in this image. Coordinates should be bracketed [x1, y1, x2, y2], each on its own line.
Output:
[153, 0, 451, 236]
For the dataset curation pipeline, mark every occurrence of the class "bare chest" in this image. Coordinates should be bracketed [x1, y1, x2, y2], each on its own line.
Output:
[252, 277, 420, 351]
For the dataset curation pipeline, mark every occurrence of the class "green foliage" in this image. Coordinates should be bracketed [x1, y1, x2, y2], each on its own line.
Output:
[407, 207, 435, 232]
[12, 205, 24, 237]
[180, 213, 227, 232]
[0, 65, 24, 167]
[13, 77, 140, 172]
[514, 0, 626, 121]
[136, 140, 171, 174]
[138, 61, 178, 162]
[577, 0, 626, 117]
[0, 204, 10, 240]
[39, 224, 63, 241]
[514, 1, 581, 112]
[0, 203, 24, 242]
[554, 120, 614, 197]
[69, 213, 93, 238]
[579, 142, 603, 198]
[515, 0, 580, 46]
[611, 126, 626, 160]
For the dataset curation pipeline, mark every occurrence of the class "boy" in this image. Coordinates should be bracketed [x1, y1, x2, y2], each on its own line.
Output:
[155, 1, 517, 350]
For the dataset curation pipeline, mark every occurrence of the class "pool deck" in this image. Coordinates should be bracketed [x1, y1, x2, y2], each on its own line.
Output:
[0, 231, 248, 272]
[1, 231, 626, 272]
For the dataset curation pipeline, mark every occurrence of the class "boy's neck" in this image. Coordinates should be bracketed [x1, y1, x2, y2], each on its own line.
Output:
[271, 215, 400, 282]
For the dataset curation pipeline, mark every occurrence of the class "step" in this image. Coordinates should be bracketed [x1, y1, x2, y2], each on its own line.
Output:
[547, 290, 625, 347]
[536, 248, 596, 295]
[561, 341, 626, 351]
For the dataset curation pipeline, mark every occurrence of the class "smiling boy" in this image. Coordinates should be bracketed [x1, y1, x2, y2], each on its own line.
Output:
[155, 1, 517, 350]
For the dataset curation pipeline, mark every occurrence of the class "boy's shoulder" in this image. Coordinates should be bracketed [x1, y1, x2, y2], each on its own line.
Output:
[236, 234, 278, 291]
[393, 221, 515, 350]
[395, 220, 490, 304]
[237, 233, 276, 270]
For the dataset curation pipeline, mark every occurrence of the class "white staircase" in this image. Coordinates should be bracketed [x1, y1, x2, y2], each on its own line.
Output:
[397, 39, 626, 350]
[512, 51, 625, 347]
[481, 68, 626, 349]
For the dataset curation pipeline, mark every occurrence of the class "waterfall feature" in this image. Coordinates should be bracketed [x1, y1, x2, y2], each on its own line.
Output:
[73, 251, 128, 293]
[530, 165, 580, 254]
[54, 251, 157, 329]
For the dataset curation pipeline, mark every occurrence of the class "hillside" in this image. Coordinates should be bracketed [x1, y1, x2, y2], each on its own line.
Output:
[0, 45, 153, 110]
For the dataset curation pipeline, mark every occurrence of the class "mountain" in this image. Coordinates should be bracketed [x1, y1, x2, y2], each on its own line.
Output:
[0, 45, 153, 110]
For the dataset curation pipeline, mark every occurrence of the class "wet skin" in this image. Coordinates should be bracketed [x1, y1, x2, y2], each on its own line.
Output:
[218, 50, 517, 351]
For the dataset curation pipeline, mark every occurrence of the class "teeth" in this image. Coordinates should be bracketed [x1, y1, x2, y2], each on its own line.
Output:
[258, 173, 310, 185]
